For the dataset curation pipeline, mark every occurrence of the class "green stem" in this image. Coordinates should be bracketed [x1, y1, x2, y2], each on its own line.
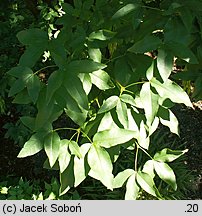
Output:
[135, 144, 139, 172]
[80, 130, 93, 143]
[125, 81, 145, 89]
[34, 65, 58, 75]
[138, 144, 153, 160]
[53, 127, 79, 132]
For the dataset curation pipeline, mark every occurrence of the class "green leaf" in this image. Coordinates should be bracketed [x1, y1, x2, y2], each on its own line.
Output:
[66, 60, 106, 74]
[46, 70, 63, 104]
[140, 82, 159, 126]
[136, 171, 159, 198]
[7, 66, 32, 78]
[44, 132, 60, 168]
[69, 141, 82, 158]
[137, 121, 150, 149]
[64, 74, 89, 110]
[154, 148, 188, 162]
[89, 30, 116, 41]
[114, 57, 132, 86]
[90, 70, 114, 90]
[98, 112, 117, 132]
[49, 38, 66, 68]
[142, 160, 155, 179]
[127, 108, 139, 131]
[167, 42, 198, 64]
[98, 96, 119, 114]
[78, 73, 92, 95]
[150, 77, 193, 107]
[128, 35, 162, 54]
[26, 75, 41, 103]
[112, 3, 139, 20]
[116, 99, 128, 128]
[120, 94, 137, 107]
[113, 169, 134, 189]
[125, 173, 140, 200]
[8, 79, 25, 97]
[12, 89, 32, 104]
[88, 144, 113, 190]
[19, 44, 46, 68]
[93, 127, 136, 148]
[18, 133, 44, 157]
[158, 106, 179, 135]
[153, 161, 177, 190]
[17, 28, 48, 46]
[20, 116, 35, 131]
[157, 48, 173, 82]
[58, 139, 71, 173]
[74, 143, 91, 187]
[88, 48, 102, 63]
[60, 157, 74, 196]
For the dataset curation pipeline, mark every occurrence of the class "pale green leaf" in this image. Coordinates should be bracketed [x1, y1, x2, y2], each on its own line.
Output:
[151, 77, 193, 107]
[125, 173, 140, 200]
[120, 94, 137, 107]
[74, 143, 91, 187]
[58, 139, 71, 173]
[136, 171, 159, 198]
[158, 106, 179, 135]
[18, 133, 44, 157]
[88, 48, 102, 63]
[44, 132, 60, 168]
[69, 141, 82, 158]
[142, 160, 155, 179]
[88, 144, 113, 190]
[116, 99, 128, 128]
[153, 161, 177, 190]
[140, 82, 159, 126]
[98, 96, 119, 114]
[113, 169, 134, 189]
[90, 70, 114, 90]
[157, 49, 173, 82]
[154, 148, 188, 162]
[93, 127, 136, 148]
[78, 73, 92, 95]
[98, 112, 117, 132]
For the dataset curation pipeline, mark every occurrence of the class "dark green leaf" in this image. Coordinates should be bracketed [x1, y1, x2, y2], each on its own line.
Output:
[112, 3, 139, 20]
[128, 35, 162, 54]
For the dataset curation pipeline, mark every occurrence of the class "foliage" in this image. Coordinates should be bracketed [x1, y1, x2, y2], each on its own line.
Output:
[7, 0, 202, 199]
[0, 177, 75, 200]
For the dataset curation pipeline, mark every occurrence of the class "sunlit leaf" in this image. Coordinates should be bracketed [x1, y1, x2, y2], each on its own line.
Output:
[153, 161, 177, 190]
[18, 133, 44, 157]
[88, 144, 113, 189]
[44, 131, 60, 168]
